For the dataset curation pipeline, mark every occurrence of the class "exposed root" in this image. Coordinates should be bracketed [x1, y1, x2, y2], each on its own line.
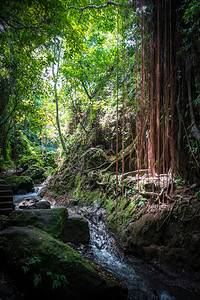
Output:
[85, 137, 137, 172]
[156, 201, 177, 232]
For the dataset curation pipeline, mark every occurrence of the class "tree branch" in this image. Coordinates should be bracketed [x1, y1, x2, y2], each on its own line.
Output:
[0, 92, 19, 127]
[68, 1, 122, 11]
[80, 80, 93, 100]
[0, 16, 42, 30]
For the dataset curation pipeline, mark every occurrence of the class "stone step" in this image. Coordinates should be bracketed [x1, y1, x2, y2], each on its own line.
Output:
[0, 180, 14, 215]
[0, 202, 13, 209]
[0, 184, 12, 191]
[0, 208, 13, 215]
[0, 190, 13, 196]
[0, 196, 13, 202]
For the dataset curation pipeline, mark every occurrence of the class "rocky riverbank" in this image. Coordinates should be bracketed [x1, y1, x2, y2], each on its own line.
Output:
[0, 207, 127, 300]
[1, 165, 200, 298]
[43, 171, 200, 296]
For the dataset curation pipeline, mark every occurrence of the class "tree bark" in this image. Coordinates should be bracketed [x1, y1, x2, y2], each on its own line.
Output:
[156, 0, 160, 174]
[186, 59, 200, 143]
[52, 39, 66, 152]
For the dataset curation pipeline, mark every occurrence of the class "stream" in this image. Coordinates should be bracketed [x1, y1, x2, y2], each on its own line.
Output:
[14, 189, 200, 300]
[13, 185, 42, 206]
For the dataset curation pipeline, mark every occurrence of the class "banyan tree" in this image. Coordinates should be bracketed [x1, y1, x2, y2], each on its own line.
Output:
[112, 0, 200, 193]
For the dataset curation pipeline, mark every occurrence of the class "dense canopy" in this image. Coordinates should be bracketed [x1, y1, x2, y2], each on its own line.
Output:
[0, 0, 199, 184]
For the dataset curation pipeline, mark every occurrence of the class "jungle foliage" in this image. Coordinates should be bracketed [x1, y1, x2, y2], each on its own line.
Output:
[0, 0, 199, 188]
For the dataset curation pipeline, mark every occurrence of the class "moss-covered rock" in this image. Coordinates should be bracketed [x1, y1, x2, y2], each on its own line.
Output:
[65, 210, 90, 244]
[124, 212, 164, 250]
[2, 208, 89, 245]
[121, 203, 200, 273]
[0, 226, 127, 300]
[5, 175, 34, 194]
[22, 165, 46, 182]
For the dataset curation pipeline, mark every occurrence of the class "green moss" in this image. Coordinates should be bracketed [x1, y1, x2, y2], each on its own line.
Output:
[106, 195, 115, 214]
[74, 172, 85, 199]
[3, 208, 69, 241]
[19, 155, 44, 171]
[0, 227, 127, 299]
[52, 185, 65, 196]
[5, 175, 33, 193]
[98, 193, 107, 206]
[85, 189, 101, 205]
[22, 165, 46, 181]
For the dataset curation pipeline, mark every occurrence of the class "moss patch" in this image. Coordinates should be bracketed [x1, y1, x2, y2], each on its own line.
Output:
[5, 175, 34, 194]
[0, 226, 127, 299]
[2, 208, 90, 245]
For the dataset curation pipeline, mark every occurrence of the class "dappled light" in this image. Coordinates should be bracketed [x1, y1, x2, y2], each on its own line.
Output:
[0, 0, 200, 299]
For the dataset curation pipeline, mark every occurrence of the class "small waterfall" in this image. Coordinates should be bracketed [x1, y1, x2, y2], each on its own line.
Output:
[13, 185, 42, 210]
[79, 207, 200, 300]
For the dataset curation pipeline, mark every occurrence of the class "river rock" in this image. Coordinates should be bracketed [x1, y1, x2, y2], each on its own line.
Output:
[35, 200, 51, 209]
[18, 199, 51, 210]
[2, 207, 89, 244]
[17, 189, 29, 195]
[0, 226, 128, 300]
[65, 210, 90, 244]
[18, 197, 39, 209]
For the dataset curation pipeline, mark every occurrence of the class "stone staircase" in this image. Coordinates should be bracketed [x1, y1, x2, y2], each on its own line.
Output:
[0, 179, 13, 215]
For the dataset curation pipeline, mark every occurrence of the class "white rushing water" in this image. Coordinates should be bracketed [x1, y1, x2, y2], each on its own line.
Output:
[82, 209, 200, 300]
[87, 220, 175, 300]
[13, 186, 41, 202]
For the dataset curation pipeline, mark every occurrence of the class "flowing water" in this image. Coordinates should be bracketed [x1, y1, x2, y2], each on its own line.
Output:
[13, 185, 41, 205]
[13, 192, 200, 300]
[79, 206, 200, 300]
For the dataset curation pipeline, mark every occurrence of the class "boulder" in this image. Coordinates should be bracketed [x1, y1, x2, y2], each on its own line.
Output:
[22, 165, 46, 183]
[5, 175, 34, 194]
[35, 200, 51, 209]
[18, 197, 39, 209]
[18, 198, 51, 210]
[65, 210, 90, 244]
[2, 207, 89, 244]
[17, 189, 29, 195]
[0, 226, 127, 300]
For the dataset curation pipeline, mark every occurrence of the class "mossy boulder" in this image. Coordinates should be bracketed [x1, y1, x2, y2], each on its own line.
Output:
[2, 208, 89, 245]
[22, 165, 46, 183]
[124, 212, 164, 251]
[18, 154, 58, 183]
[5, 175, 34, 194]
[0, 227, 127, 300]
[65, 210, 90, 244]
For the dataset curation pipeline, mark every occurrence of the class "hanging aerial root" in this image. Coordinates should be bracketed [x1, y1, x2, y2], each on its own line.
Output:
[83, 137, 137, 172]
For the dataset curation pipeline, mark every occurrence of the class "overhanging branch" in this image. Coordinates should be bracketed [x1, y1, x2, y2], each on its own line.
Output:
[68, 1, 122, 11]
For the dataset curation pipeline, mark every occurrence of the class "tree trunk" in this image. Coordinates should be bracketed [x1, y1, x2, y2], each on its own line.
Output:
[52, 40, 66, 152]
[156, 0, 160, 174]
